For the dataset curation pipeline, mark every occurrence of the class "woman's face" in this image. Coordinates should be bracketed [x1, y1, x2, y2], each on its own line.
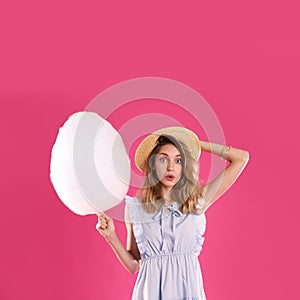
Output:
[154, 143, 183, 193]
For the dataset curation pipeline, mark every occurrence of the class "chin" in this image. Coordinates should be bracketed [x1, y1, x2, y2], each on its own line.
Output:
[161, 180, 179, 188]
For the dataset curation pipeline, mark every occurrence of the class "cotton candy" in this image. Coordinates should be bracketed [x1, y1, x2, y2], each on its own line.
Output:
[50, 111, 130, 215]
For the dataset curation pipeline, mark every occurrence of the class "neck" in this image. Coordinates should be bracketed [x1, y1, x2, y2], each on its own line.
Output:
[161, 189, 175, 205]
[164, 199, 175, 206]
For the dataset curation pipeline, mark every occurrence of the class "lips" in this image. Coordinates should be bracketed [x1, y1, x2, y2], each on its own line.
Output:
[166, 174, 175, 181]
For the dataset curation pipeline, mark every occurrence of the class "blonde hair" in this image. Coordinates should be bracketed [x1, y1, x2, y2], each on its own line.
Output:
[138, 135, 203, 214]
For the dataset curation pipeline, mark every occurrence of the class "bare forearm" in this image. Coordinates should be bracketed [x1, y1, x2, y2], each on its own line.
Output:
[105, 233, 141, 274]
[200, 141, 249, 162]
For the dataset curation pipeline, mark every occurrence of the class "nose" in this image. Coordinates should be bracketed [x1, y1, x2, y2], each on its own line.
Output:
[167, 160, 174, 170]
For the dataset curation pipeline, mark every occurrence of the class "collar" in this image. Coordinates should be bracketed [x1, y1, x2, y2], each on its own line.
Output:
[151, 201, 183, 220]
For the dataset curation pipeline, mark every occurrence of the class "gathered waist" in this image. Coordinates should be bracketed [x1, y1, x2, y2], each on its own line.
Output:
[143, 251, 197, 261]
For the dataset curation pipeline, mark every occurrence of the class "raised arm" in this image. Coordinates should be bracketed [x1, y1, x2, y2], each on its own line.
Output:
[199, 141, 250, 213]
[96, 207, 141, 274]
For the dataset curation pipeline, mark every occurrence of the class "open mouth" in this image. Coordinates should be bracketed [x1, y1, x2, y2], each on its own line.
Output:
[166, 174, 175, 181]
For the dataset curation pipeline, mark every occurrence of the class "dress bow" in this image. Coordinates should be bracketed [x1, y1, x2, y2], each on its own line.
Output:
[151, 201, 183, 252]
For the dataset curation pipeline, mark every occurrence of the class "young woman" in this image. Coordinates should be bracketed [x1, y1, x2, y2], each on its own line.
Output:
[96, 127, 249, 299]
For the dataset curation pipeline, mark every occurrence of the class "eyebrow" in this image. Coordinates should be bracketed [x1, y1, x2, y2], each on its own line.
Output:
[158, 153, 181, 157]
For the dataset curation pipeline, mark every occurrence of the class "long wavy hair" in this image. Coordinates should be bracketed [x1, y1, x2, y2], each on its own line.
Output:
[138, 135, 203, 214]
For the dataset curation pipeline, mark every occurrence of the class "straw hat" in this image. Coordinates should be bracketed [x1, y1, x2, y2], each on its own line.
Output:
[135, 127, 201, 174]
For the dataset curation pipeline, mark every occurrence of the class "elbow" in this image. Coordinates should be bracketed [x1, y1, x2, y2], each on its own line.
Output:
[128, 268, 139, 275]
[243, 150, 250, 163]
[127, 267, 140, 275]
[127, 260, 141, 275]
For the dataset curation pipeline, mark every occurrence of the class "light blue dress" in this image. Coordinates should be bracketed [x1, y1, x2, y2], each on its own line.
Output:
[125, 195, 207, 300]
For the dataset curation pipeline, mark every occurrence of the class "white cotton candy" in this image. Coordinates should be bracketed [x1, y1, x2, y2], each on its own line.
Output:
[50, 111, 130, 215]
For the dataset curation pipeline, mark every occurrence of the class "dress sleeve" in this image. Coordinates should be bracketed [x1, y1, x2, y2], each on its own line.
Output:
[194, 196, 207, 254]
[196, 195, 207, 210]
[124, 195, 149, 259]
[124, 195, 139, 224]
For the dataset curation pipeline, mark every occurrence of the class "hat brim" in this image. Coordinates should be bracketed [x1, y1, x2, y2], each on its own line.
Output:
[134, 127, 201, 174]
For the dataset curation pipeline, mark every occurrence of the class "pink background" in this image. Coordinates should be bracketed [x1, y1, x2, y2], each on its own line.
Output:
[1, 1, 299, 299]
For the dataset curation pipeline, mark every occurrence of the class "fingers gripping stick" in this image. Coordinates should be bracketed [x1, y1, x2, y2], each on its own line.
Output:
[96, 211, 115, 238]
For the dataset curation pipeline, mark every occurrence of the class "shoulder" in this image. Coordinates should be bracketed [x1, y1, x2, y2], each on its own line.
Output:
[125, 195, 140, 204]
[124, 195, 141, 224]
[125, 195, 141, 210]
[196, 194, 207, 214]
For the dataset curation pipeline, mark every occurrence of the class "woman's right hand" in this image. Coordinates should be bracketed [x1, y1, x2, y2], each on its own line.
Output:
[96, 211, 116, 242]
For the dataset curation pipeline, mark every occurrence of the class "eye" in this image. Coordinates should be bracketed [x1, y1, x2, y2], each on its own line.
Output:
[176, 158, 182, 164]
[159, 157, 167, 163]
